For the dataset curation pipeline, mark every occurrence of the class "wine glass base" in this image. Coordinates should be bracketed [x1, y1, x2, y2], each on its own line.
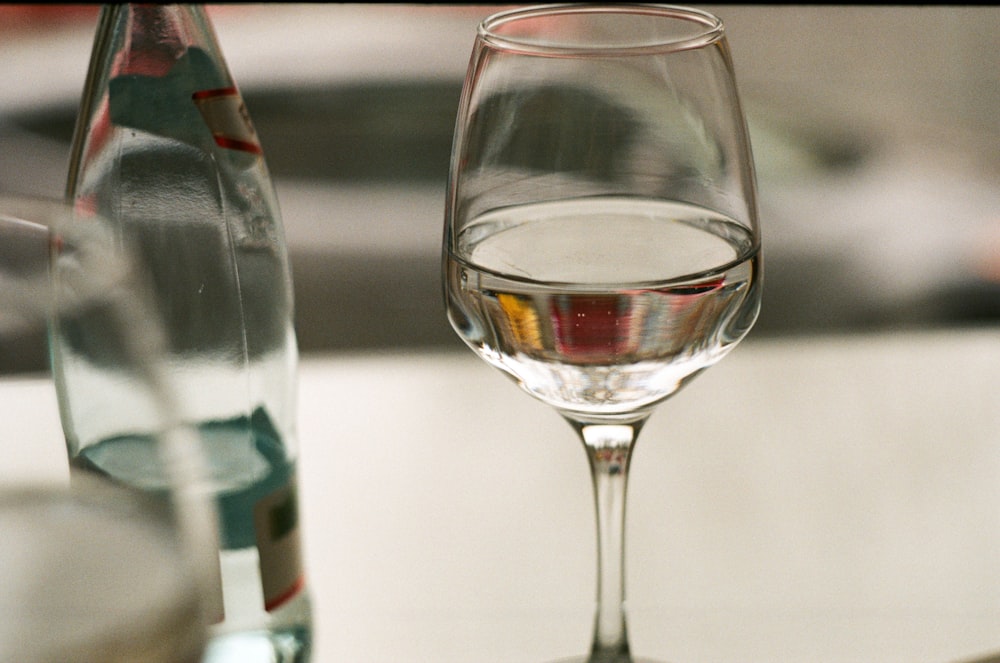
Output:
[550, 658, 667, 663]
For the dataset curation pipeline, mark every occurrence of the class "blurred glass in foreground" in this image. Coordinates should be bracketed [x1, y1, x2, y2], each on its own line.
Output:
[0, 195, 211, 663]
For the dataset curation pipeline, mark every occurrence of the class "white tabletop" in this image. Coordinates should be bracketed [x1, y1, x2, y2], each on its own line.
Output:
[3, 329, 1000, 663]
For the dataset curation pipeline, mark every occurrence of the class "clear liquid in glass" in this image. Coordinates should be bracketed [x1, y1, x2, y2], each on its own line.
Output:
[446, 197, 761, 418]
[0, 482, 206, 663]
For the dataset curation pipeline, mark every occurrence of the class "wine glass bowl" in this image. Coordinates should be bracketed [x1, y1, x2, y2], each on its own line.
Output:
[444, 5, 760, 662]
[445, 4, 761, 422]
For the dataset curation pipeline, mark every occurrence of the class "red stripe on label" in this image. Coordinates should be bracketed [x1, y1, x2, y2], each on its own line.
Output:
[213, 135, 263, 155]
[264, 574, 305, 612]
[192, 86, 239, 101]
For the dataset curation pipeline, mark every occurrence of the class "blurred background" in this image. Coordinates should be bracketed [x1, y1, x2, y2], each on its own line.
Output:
[0, 4, 997, 370]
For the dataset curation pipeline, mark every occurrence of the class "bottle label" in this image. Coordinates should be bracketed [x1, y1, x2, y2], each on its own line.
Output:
[192, 87, 263, 155]
[253, 474, 306, 611]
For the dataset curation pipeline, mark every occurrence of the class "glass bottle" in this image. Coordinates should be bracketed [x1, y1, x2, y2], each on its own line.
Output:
[55, 5, 312, 662]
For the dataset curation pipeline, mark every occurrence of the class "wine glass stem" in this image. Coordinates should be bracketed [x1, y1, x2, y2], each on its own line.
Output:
[572, 419, 645, 663]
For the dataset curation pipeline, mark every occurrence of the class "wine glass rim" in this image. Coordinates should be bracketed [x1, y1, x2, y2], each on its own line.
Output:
[478, 4, 725, 56]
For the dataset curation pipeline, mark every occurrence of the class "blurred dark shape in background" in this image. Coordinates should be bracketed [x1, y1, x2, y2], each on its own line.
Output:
[0, 4, 997, 373]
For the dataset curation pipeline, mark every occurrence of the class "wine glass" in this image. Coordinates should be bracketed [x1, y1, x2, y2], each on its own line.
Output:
[443, 5, 761, 662]
[0, 195, 217, 662]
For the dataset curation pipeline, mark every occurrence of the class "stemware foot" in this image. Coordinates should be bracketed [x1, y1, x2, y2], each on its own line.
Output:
[551, 657, 667, 663]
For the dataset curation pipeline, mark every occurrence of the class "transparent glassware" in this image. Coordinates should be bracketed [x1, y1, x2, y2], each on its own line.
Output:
[0, 194, 213, 663]
[443, 6, 761, 662]
[60, 5, 311, 661]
